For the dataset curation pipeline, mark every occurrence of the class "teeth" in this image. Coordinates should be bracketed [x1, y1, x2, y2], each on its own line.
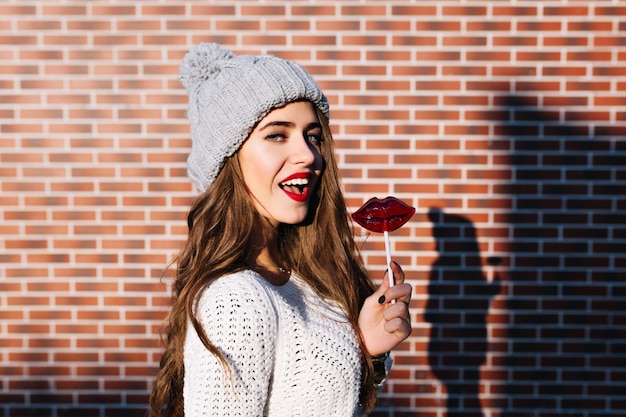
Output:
[281, 178, 309, 187]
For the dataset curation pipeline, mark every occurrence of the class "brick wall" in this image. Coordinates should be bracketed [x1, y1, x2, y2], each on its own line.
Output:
[1, 1, 625, 416]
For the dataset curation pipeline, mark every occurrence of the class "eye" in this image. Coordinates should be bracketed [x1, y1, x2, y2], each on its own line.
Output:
[306, 130, 323, 145]
[265, 132, 287, 142]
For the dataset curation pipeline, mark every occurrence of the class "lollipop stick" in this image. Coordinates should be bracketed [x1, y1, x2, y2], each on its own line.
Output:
[384, 230, 393, 287]
[383, 230, 397, 304]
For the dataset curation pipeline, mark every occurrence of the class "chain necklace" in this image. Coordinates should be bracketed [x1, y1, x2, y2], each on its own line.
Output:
[250, 262, 291, 276]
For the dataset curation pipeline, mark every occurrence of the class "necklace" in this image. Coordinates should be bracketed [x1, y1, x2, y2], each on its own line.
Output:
[250, 262, 291, 276]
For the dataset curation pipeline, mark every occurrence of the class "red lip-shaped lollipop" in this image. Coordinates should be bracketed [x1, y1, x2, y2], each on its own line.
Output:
[352, 196, 415, 233]
[352, 196, 415, 291]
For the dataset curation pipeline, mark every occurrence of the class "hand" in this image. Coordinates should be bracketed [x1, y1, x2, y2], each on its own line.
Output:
[358, 261, 412, 356]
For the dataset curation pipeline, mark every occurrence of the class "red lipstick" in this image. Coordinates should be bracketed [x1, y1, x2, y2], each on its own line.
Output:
[279, 172, 312, 203]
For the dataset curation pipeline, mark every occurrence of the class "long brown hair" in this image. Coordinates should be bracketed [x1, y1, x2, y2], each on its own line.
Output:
[149, 106, 379, 416]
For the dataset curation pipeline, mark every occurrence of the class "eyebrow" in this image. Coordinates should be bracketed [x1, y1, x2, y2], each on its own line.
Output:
[258, 121, 293, 131]
[258, 121, 321, 132]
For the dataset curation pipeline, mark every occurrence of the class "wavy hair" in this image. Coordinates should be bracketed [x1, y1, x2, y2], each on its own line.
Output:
[149, 105, 379, 416]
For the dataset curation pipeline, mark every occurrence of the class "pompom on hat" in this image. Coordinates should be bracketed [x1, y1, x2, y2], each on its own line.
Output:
[180, 43, 330, 192]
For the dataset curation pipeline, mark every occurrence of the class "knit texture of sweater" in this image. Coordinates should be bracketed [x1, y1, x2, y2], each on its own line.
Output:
[183, 270, 363, 416]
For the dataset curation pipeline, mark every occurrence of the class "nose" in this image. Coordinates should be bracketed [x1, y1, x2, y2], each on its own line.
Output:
[290, 135, 319, 167]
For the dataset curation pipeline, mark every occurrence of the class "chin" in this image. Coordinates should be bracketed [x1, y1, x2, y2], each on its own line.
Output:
[278, 209, 310, 225]
[280, 216, 308, 225]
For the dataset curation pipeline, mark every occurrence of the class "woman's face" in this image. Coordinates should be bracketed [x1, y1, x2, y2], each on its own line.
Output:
[237, 101, 325, 227]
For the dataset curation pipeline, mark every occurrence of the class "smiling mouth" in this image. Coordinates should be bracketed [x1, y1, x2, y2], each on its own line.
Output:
[279, 176, 311, 202]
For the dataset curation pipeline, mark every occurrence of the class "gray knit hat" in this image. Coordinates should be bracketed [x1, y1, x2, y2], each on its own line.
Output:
[180, 43, 330, 192]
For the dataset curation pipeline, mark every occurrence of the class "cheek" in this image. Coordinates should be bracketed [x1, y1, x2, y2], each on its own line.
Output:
[240, 150, 279, 188]
[313, 147, 325, 169]
[312, 159, 325, 189]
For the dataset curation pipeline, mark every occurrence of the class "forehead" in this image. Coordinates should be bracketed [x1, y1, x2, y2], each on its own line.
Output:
[255, 101, 319, 127]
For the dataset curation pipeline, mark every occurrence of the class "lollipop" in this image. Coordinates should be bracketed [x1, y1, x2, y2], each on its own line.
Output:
[352, 196, 415, 289]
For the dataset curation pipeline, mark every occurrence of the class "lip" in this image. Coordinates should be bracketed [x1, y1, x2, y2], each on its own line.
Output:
[351, 196, 415, 233]
[279, 172, 313, 203]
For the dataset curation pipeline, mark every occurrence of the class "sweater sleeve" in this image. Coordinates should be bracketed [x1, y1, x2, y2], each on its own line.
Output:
[183, 273, 277, 417]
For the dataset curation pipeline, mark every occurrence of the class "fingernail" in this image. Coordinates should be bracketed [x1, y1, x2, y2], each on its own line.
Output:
[378, 295, 386, 304]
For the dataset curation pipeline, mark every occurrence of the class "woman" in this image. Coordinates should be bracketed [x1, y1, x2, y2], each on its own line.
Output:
[149, 43, 412, 417]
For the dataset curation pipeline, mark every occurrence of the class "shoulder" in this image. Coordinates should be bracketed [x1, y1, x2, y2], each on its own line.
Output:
[195, 270, 278, 333]
[184, 272, 277, 415]
[199, 269, 273, 306]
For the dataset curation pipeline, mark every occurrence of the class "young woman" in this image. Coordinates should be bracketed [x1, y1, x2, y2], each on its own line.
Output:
[149, 43, 412, 417]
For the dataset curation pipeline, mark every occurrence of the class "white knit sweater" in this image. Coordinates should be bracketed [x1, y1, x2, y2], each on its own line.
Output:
[183, 269, 363, 416]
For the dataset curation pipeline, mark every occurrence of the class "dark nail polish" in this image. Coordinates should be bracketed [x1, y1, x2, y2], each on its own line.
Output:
[378, 295, 386, 304]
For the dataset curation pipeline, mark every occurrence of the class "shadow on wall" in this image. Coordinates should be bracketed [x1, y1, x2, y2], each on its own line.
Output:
[423, 96, 626, 417]
[424, 208, 501, 417]
[4, 400, 148, 417]
[499, 96, 626, 416]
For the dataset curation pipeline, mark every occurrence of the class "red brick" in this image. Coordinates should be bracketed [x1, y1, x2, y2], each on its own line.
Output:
[415, 20, 462, 31]
[545, 5, 590, 16]
[518, 20, 563, 31]
[141, 5, 185, 15]
[67, 19, 113, 31]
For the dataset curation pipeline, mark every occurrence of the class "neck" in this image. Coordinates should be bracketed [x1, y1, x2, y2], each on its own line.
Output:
[247, 220, 290, 285]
